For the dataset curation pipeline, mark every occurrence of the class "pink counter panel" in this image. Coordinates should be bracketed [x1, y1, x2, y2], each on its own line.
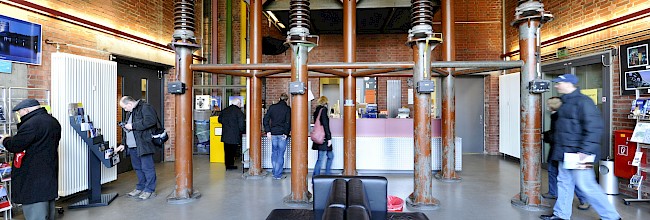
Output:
[328, 118, 441, 137]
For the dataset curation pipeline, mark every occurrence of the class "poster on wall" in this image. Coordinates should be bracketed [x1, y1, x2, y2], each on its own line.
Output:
[620, 39, 650, 95]
[0, 15, 42, 65]
[627, 44, 649, 68]
[195, 95, 210, 110]
[624, 69, 650, 91]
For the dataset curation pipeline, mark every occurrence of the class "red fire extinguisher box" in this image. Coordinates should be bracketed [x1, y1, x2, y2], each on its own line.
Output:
[614, 130, 646, 179]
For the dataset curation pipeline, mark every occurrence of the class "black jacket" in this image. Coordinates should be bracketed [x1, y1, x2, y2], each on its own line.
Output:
[263, 100, 291, 135]
[2, 108, 61, 204]
[551, 89, 603, 161]
[542, 112, 558, 163]
[121, 101, 158, 157]
[218, 105, 245, 145]
[311, 105, 332, 151]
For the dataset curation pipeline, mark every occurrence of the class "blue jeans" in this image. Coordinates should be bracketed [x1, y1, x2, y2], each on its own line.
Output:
[271, 135, 288, 178]
[548, 160, 588, 203]
[130, 149, 156, 193]
[554, 162, 620, 220]
[313, 150, 333, 176]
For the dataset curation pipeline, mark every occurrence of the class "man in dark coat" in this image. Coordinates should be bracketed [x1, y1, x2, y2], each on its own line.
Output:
[1, 99, 61, 220]
[218, 98, 245, 170]
[540, 74, 620, 220]
[263, 93, 291, 179]
[115, 96, 158, 200]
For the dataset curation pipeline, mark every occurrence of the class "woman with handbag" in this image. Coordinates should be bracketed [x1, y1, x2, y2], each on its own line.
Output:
[311, 96, 333, 176]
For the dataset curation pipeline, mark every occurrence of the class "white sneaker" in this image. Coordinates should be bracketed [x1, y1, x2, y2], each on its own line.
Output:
[127, 189, 142, 197]
[138, 191, 155, 200]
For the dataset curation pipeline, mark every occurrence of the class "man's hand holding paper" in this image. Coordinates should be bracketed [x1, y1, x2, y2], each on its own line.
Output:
[564, 152, 595, 169]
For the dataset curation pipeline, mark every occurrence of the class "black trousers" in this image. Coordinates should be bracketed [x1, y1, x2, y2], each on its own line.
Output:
[224, 143, 238, 167]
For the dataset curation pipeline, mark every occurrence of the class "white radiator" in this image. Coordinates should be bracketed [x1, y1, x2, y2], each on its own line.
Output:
[499, 73, 521, 158]
[51, 53, 118, 197]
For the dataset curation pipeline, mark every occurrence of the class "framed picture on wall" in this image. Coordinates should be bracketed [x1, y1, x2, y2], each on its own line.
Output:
[627, 44, 649, 68]
[624, 69, 650, 90]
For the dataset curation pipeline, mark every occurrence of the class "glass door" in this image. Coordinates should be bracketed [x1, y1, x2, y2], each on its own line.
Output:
[541, 52, 612, 163]
[193, 85, 246, 155]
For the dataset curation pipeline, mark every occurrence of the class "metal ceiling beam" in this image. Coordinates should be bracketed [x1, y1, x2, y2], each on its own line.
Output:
[264, 0, 420, 10]
[380, 8, 397, 33]
[191, 61, 521, 73]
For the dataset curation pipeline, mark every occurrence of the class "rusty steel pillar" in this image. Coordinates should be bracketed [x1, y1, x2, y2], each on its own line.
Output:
[168, 0, 201, 204]
[284, 0, 315, 205]
[406, 0, 441, 210]
[510, 0, 553, 211]
[438, 0, 461, 182]
[243, 0, 266, 179]
[342, 0, 357, 176]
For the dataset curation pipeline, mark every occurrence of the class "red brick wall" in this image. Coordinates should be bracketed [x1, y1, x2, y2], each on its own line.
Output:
[505, 0, 650, 198]
[1, 0, 195, 161]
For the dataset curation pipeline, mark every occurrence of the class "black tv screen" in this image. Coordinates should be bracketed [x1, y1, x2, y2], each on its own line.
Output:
[0, 15, 42, 65]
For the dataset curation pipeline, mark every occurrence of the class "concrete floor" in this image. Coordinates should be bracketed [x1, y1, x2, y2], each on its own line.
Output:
[14, 154, 650, 219]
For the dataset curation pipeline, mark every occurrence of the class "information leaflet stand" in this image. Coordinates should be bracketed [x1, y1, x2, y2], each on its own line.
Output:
[68, 112, 120, 209]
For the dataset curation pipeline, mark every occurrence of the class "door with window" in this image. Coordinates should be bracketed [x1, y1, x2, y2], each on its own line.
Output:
[117, 62, 165, 173]
[541, 52, 612, 164]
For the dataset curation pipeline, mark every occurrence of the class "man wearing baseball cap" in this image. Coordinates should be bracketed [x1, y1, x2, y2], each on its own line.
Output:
[0, 99, 61, 220]
[540, 74, 620, 220]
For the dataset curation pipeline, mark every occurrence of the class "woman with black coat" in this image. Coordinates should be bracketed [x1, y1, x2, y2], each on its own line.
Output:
[312, 96, 333, 176]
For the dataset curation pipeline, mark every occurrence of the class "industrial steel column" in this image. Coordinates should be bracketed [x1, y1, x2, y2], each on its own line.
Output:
[510, 0, 553, 210]
[406, 0, 441, 210]
[439, 0, 460, 182]
[245, 0, 265, 178]
[285, 0, 315, 205]
[168, 0, 201, 204]
[342, 0, 357, 176]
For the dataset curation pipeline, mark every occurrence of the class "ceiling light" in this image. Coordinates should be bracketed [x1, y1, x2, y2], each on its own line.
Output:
[266, 11, 279, 23]
[277, 23, 285, 29]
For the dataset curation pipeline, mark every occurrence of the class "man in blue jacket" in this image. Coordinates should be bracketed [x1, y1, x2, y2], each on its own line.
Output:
[263, 93, 291, 180]
[1, 99, 61, 220]
[540, 74, 620, 220]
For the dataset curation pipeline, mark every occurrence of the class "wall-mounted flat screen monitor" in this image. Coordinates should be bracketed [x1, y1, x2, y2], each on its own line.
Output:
[0, 15, 42, 65]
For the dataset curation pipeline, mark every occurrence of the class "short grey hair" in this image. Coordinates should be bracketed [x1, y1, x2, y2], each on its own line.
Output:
[231, 98, 241, 106]
[120, 96, 136, 105]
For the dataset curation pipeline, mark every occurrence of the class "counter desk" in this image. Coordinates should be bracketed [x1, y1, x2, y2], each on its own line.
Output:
[242, 118, 462, 172]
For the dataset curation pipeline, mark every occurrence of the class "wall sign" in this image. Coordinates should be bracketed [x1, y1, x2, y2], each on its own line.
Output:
[0, 60, 10, 73]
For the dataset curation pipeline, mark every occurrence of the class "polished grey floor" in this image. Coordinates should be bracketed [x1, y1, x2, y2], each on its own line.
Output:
[15, 154, 650, 219]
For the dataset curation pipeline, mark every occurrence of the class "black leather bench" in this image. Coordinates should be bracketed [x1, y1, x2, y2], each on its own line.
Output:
[267, 175, 429, 220]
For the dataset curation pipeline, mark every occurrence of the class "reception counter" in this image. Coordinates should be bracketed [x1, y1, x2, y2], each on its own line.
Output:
[242, 118, 461, 172]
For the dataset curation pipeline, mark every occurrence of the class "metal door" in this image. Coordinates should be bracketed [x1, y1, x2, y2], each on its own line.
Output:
[455, 76, 485, 153]
[117, 63, 164, 173]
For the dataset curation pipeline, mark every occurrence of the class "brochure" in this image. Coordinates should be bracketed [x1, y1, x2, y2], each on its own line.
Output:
[631, 122, 650, 144]
[563, 152, 595, 169]
[631, 151, 643, 167]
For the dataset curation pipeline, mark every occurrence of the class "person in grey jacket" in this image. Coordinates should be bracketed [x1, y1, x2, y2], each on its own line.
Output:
[540, 74, 620, 220]
[115, 96, 158, 200]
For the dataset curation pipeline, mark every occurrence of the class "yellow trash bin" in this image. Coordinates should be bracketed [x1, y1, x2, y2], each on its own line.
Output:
[210, 116, 225, 163]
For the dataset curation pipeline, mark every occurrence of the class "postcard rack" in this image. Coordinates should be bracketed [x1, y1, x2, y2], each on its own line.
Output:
[67, 104, 119, 209]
